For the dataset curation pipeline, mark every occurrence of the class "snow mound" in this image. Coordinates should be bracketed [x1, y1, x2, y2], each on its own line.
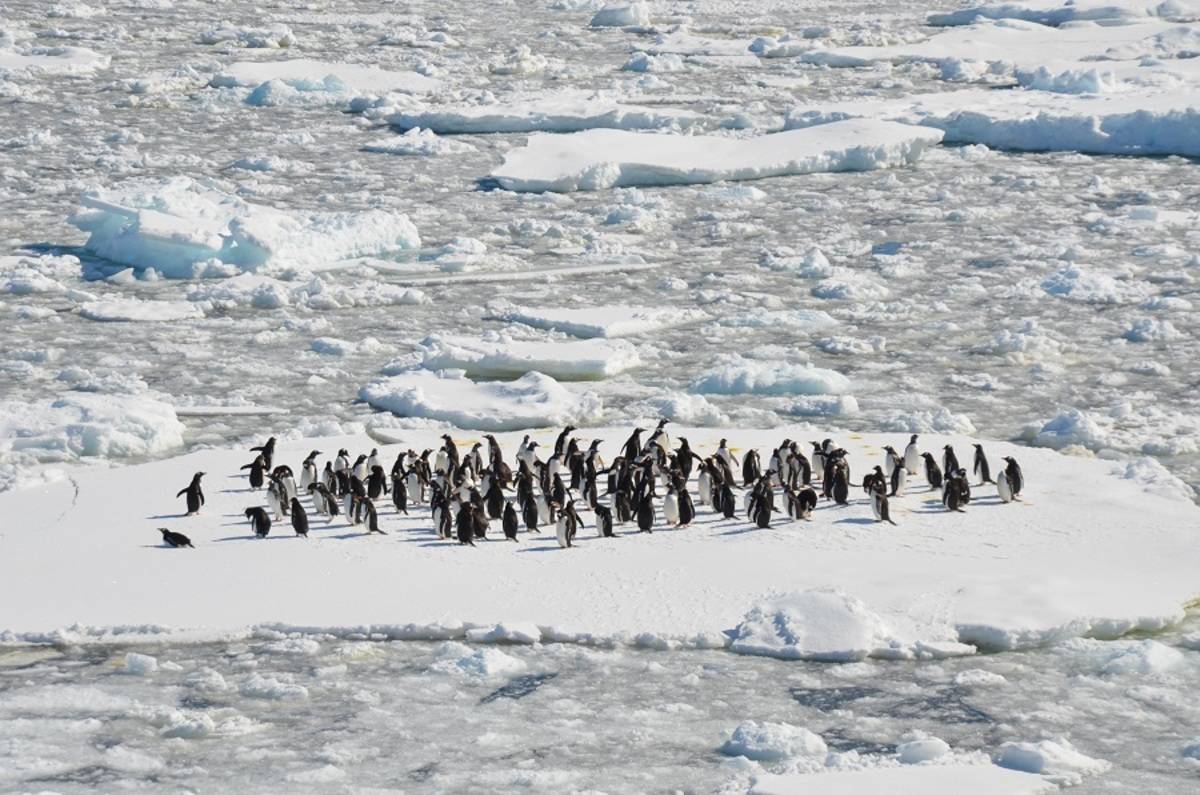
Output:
[0, 392, 185, 461]
[492, 304, 707, 338]
[492, 120, 943, 192]
[239, 674, 309, 701]
[729, 589, 970, 662]
[80, 298, 204, 322]
[409, 333, 641, 380]
[627, 392, 730, 426]
[388, 90, 698, 134]
[930, 0, 1200, 26]
[198, 23, 296, 48]
[69, 177, 420, 277]
[434, 644, 528, 678]
[358, 370, 603, 431]
[591, 2, 650, 27]
[897, 737, 952, 764]
[362, 127, 476, 156]
[691, 358, 851, 396]
[122, 652, 158, 675]
[995, 738, 1112, 786]
[720, 720, 828, 763]
[1057, 637, 1185, 675]
[211, 58, 439, 96]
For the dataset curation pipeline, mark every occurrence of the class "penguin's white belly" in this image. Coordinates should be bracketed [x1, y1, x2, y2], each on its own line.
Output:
[894, 468, 906, 496]
[883, 455, 896, 478]
[556, 518, 570, 548]
[664, 495, 679, 524]
[872, 494, 883, 520]
[997, 471, 1013, 503]
[904, 446, 920, 474]
[697, 473, 711, 504]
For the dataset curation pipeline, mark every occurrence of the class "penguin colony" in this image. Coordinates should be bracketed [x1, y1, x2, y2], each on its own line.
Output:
[160, 427, 1025, 549]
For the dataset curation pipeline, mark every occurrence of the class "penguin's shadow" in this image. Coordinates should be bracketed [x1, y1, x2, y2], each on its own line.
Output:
[146, 513, 189, 520]
[212, 534, 297, 542]
[834, 517, 876, 526]
[516, 545, 572, 553]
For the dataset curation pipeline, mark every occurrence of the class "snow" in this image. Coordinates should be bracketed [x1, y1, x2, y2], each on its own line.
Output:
[122, 652, 158, 675]
[691, 358, 852, 397]
[898, 737, 952, 763]
[1, 428, 1196, 656]
[211, 59, 439, 97]
[361, 127, 476, 157]
[995, 738, 1112, 786]
[0, 392, 185, 462]
[491, 120, 944, 192]
[0, 45, 109, 76]
[198, 23, 296, 49]
[720, 721, 828, 762]
[491, 304, 708, 338]
[929, 0, 1200, 27]
[751, 765, 1056, 795]
[590, 2, 650, 27]
[358, 370, 604, 431]
[406, 333, 641, 380]
[69, 177, 420, 277]
[79, 298, 204, 323]
[387, 90, 699, 134]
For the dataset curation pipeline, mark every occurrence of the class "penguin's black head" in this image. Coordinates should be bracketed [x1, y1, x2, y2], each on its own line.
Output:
[974, 443, 983, 450]
[911, 435, 918, 442]
[158, 528, 169, 535]
[944, 445, 953, 450]
[1002, 456, 1014, 463]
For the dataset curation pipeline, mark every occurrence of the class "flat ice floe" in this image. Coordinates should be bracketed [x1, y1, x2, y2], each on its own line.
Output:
[491, 303, 709, 338]
[750, 764, 1056, 794]
[386, 90, 700, 134]
[928, 0, 1200, 26]
[490, 119, 944, 192]
[1, 428, 1196, 658]
[787, 88, 1200, 156]
[400, 333, 641, 380]
[0, 45, 109, 76]
[79, 298, 204, 323]
[0, 392, 184, 462]
[210, 58, 439, 96]
[358, 370, 604, 430]
[68, 177, 420, 277]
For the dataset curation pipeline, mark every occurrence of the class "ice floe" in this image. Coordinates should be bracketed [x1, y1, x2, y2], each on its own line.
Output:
[79, 298, 204, 323]
[210, 59, 439, 97]
[750, 764, 1056, 794]
[401, 333, 641, 380]
[929, 0, 1200, 26]
[590, 2, 650, 28]
[0, 45, 109, 76]
[690, 357, 852, 396]
[69, 177, 420, 277]
[0, 392, 184, 461]
[491, 303, 708, 338]
[361, 127, 476, 157]
[491, 119, 944, 191]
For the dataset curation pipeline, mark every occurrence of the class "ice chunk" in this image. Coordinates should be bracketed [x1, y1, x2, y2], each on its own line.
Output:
[69, 177, 420, 277]
[690, 357, 851, 396]
[407, 333, 641, 380]
[590, 2, 650, 27]
[0, 45, 109, 76]
[491, 119, 943, 192]
[80, 298, 204, 322]
[491, 304, 708, 338]
[198, 23, 296, 48]
[995, 738, 1112, 786]
[897, 736, 951, 763]
[0, 392, 185, 460]
[211, 58, 439, 95]
[719, 720, 828, 762]
[388, 90, 699, 134]
[627, 392, 730, 425]
[359, 370, 604, 431]
[362, 127, 476, 156]
[929, 0, 1200, 26]
[239, 674, 309, 700]
[122, 652, 158, 675]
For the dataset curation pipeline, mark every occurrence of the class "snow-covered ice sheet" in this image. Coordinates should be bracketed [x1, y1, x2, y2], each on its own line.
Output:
[79, 298, 204, 323]
[929, 0, 1200, 26]
[68, 177, 420, 277]
[1, 428, 1196, 654]
[0, 392, 184, 461]
[0, 45, 109, 76]
[358, 371, 604, 430]
[210, 58, 439, 96]
[490, 120, 944, 191]
[787, 88, 1200, 156]
[490, 303, 709, 338]
[386, 90, 700, 134]
[750, 764, 1056, 794]
[403, 333, 641, 380]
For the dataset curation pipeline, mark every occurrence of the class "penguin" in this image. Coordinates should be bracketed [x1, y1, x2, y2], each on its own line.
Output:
[832, 464, 849, 506]
[792, 486, 818, 520]
[697, 460, 713, 506]
[872, 489, 897, 526]
[362, 498, 385, 535]
[245, 506, 271, 538]
[503, 501, 519, 541]
[391, 472, 408, 514]
[719, 482, 737, 520]
[290, 498, 309, 537]
[903, 435, 921, 475]
[595, 503, 614, 538]
[555, 424, 576, 458]
[521, 495, 540, 533]
[367, 447, 381, 473]
[742, 449, 761, 487]
[556, 501, 581, 548]
[250, 437, 276, 471]
[973, 444, 994, 484]
[636, 492, 655, 532]
[889, 459, 907, 497]
[441, 434, 460, 474]
[997, 468, 1013, 503]
[956, 469, 972, 505]
[942, 445, 960, 477]
[921, 453, 943, 490]
[716, 438, 735, 471]
[1002, 456, 1023, 499]
[308, 483, 337, 518]
[240, 455, 266, 489]
[485, 477, 505, 520]
[266, 477, 285, 521]
[158, 528, 193, 548]
[622, 427, 644, 462]
[883, 446, 899, 480]
[614, 489, 633, 524]
[351, 454, 368, 482]
[274, 465, 298, 504]
[300, 450, 320, 490]
[456, 502, 476, 546]
[943, 472, 965, 512]
[810, 442, 826, 481]
[663, 485, 680, 526]
[176, 472, 205, 516]
[367, 465, 388, 500]
[750, 485, 772, 529]
[677, 486, 695, 527]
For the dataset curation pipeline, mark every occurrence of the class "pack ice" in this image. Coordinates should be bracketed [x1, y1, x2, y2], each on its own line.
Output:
[68, 177, 420, 277]
[490, 119, 944, 192]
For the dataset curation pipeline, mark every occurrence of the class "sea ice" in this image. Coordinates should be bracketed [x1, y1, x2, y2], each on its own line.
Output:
[490, 303, 708, 338]
[491, 119, 944, 192]
[0, 392, 185, 461]
[406, 333, 641, 380]
[211, 59, 439, 97]
[79, 298, 204, 323]
[690, 357, 852, 396]
[751, 765, 1056, 794]
[590, 2, 650, 27]
[929, 0, 1200, 26]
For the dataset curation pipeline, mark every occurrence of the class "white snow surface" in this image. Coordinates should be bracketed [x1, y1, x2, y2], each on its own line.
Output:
[68, 177, 420, 277]
[0, 45, 109, 76]
[490, 120, 944, 192]
[405, 333, 641, 380]
[929, 0, 1200, 26]
[491, 303, 708, 338]
[0, 392, 185, 461]
[1, 428, 1197, 656]
[751, 764, 1056, 794]
[358, 370, 604, 431]
[79, 298, 204, 323]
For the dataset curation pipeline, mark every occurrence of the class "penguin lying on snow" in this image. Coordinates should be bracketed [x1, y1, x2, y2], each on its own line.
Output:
[159, 528, 193, 548]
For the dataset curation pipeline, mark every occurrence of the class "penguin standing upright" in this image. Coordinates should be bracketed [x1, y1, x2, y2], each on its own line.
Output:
[266, 478, 285, 520]
[391, 472, 408, 514]
[742, 450, 761, 488]
[245, 506, 272, 538]
[502, 501, 519, 541]
[889, 459, 907, 497]
[362, 498, 385, 534]
[921, 453, 943, 489]
[942, 445, 960, 477]
[290, 498, 309, 537]
[300, 450, 320, 491]
[367, 465, 388, 500]
[250, 437, 276, 470]
[663, 485, 680, 526]
[594, 503, 614, 537]
[240, 455, 266, 489]
[903, 435, 921, 475]
[677, 486, 695, 527]
[556, 501, 580, 548]
[636, 492, 655, 532]
[176, 473, 205, 516]
[973, 444, 994, 484]
[1000, 456, 1023, 501]
[456, 502, 476, 546]
[872, 487, 897, 526]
